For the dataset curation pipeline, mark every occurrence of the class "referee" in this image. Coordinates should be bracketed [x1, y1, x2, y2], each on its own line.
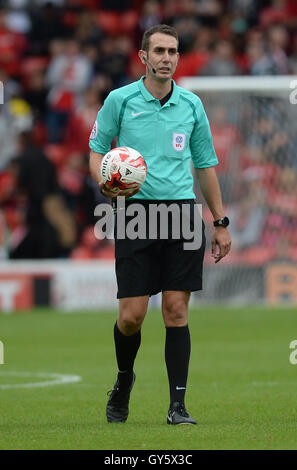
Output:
[89, 24, 231, 425]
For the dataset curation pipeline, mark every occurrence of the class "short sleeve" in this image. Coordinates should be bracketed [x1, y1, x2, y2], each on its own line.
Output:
[190, 98, 218, 169]
[89, 91, 119, 155]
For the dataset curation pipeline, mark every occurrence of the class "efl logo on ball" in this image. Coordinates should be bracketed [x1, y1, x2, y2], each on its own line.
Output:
[100, 147, 147, 192]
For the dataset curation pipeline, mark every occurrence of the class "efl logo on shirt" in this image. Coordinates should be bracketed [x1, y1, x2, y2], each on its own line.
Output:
[172, 133, 186, 152]
[90, 120, 98, 140]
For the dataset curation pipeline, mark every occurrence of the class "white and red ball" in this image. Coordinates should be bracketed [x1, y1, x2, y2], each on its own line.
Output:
[100, 147, 147, 192]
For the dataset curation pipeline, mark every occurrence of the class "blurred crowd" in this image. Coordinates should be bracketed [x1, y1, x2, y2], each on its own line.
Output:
[0, 0, 297, 262]
[201, 93, 297, 264]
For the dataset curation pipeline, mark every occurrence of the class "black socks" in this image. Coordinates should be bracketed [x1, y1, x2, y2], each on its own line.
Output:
[165, 325, 191, 405]
[114, 322, 141, 388]
[113, 321, 191, 405]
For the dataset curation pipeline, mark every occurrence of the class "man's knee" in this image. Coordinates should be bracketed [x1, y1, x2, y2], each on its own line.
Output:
[118, 297, 148, 335]
[162, 298, 189, 327]
[118, 312, 144, 335]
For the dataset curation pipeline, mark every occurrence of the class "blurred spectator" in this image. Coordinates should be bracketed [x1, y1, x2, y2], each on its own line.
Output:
[172, 27, 213, 81]
[201, 40, 241, 75]
[289, 34, 297, 73]
[208, 104, 242, 202]
[137, 0, 163, 38]
[194, 25, 216, 52]
[4, 0, 31, 34]
[267, 23, 290, 74]
[196, 0, 222, 27]
[46, 38, 92, 99]
[228, 0, 260, 27]
[246, 40, 278, 75]
[65, 87, 101, 154]
[58, 151, 86, 211]
[71, 225, 114, 260]
[7, 95, 33, 132]
[90, 73, 113, 101]
[74, 9, 103, 46]
[28, 1, 66, 55]
[0, 104, 18, 170]
[239, 142, 278, 190]
[248, 112, 276, 146]
[0, 93, 33, 170]
[166, 0, 201, 53]
[228, 171, 267, 251]
[267, 167, 297, 220]
[243, 100, 297, 168]
[162, 0, 178, 21]
[0, 6, 27, 77]
[209, 104, 241, 172]
[0, 68, 21, 103]
[23, 69, 48, 122]
[264, 129, 296, 168]
[259, 0, 296, 28]
[94, 36, 132, 88]
[45, 38, 92, 142]
[10, 131, 76, 258]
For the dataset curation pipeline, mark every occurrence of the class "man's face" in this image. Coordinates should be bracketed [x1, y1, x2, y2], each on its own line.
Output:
[144, 32, 179, 80]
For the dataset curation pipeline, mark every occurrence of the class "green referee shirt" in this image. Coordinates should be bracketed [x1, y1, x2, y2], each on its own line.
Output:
[89, 76, 218, 200]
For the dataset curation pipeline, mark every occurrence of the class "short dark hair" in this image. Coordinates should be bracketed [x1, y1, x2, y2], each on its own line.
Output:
[141, 24, 179, 52]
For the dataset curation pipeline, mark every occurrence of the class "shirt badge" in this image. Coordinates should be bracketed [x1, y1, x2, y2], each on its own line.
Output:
[90, 120, 98, 140]
[172, 132, 186, 152]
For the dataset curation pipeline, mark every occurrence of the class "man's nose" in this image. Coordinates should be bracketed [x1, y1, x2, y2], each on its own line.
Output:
[162, 51, 170, 62]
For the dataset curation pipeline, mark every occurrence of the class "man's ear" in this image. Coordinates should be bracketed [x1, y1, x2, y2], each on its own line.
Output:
[138, 50, 147, 65]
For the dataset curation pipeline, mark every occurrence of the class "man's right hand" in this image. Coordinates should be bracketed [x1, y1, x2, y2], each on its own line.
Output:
[89, 151, 140, 199]
[99, 181, 140, 199]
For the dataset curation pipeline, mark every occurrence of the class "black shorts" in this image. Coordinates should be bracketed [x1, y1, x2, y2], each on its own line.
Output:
[113, 199, 206, 298]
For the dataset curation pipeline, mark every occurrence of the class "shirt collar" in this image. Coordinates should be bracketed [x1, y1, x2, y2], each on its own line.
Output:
[138, 76, 180, 105]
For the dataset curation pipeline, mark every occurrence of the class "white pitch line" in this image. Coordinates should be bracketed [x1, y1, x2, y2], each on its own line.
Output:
[251, 381, 280, 386]
[0, 371, 82, 389]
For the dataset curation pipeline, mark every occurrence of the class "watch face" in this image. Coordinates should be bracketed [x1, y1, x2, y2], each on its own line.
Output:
[222, 217, 229, 227]
[214, 217, 229, 227]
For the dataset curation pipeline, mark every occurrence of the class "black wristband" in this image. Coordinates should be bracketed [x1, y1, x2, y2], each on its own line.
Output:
[213, 216, 229, 227]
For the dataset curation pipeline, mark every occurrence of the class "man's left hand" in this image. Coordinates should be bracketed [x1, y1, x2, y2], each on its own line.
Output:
[211, 227, 232, 263]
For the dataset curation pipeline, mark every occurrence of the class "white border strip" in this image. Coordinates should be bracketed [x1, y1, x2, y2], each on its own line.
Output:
[0, 259, 114, 274]
[178, 75, 297, 92]
[0, 371, 81, 389]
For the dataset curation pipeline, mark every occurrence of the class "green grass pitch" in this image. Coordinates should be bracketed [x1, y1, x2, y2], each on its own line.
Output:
[0, 306, 297, 450]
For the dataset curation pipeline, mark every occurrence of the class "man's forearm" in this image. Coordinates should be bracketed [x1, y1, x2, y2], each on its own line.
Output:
[196, 167, 225, 220]
[89, 150, 104, 185]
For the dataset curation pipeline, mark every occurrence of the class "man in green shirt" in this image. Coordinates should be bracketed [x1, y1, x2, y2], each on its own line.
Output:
[89, 24, 231, 425]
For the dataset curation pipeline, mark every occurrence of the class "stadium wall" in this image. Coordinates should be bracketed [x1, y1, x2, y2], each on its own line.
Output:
[0, 260, 296, 312]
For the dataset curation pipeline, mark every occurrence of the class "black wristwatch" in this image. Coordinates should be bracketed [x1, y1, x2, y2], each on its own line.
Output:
[213, 216, 230, 227]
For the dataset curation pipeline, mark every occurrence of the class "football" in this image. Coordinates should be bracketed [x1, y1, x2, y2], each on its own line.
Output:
[100, 147, 147, 193]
